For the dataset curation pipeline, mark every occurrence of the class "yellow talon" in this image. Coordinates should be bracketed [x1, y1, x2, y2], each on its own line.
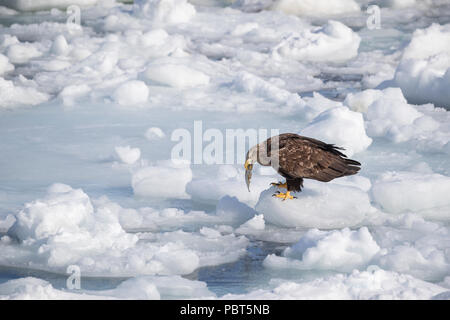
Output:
[271, 182, 287, 189]
[273, 191, 295, 201]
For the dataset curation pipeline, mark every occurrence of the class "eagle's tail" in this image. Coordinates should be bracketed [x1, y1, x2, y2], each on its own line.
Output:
[315, 156, 361, 182]
[342, 158, 361, 176]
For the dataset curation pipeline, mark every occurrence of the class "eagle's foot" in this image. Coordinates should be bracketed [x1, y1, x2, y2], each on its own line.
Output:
[272, 191, 296, 201]
[270, 181, 287, 189]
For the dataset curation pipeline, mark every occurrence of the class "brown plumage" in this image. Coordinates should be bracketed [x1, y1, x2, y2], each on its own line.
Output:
[245, 133, 361, 194]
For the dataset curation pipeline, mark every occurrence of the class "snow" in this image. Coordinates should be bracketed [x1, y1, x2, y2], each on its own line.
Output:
[51, 35, 69, 56]
[365, 88, 427, 140]
[113, 80, 149, 106]
[344, 89, 384, 114]
[0, 53, 13, 75]
[115, 146, 141, 165]
[58, 84, 91, 107]
[0, 77, 50, 109]
[270, 0, 360, 17]
[222, 268, 447, 299]
[370, 213, 450, 281]
[7, 183, 138, 267]
[371, 171, 450, 220]
[300, 106, 373, 157]
[134, 0, 196, 25]
[0, 277, 113, 300]
[230, 71, 305, 113]
[1, 184, 249, 276]
[0, 1, 98, 12]
[132, 160, 193, 199]
[145, 127, 166, 140]
[272, 21, 361, 62]
[0, 0, 449, 300]
[393, 23, 450, 109]
[93, 195, 255, 232]
[264, 227, 380, 272]
[187, 165, 275, 207]
[255, 181, 374, 229]
[236, 214, 265, 232]
[346, 87, 444, 145]
[214, 196, 257, 227]
[142, 61, 210, 89]
[6, 43, 42, 64]
[135, 275, 214, 299]
[0, 275, 215, 299]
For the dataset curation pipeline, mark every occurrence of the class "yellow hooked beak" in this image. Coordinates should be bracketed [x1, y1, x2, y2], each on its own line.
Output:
[244, 159, 253, 191]
[244, 159, 252, 171]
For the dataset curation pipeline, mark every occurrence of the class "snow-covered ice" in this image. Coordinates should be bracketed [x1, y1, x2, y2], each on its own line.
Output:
[263, 227, 380, 273]
[1, 184, 249, 276]
[0, 0, 449, 300]
[132, 160, 193, 199]
[133, 0, 196, 26]
[371, 171, 450, 220]
[0, 1, 99, 12]
[393, 23, 450, 108]
[364, 88, 440, 143]
[300, 106, 372, 157]
[255, 181, 374, 229]
[187, 165, 275, 206]
[113, 80, 149, 106]
[115, 145, 141, 165]
[0, 77, 50, 109]
[145, 127, 165, 140]
[270, 0, 360, 17]
[272, 21, 361, 62]
[0, 53, 13, 75]
[222, 267, 448, 299]
[0, 275, 215, 299]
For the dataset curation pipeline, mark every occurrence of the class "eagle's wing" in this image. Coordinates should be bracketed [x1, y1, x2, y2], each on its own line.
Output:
[275, 134, 361, 182]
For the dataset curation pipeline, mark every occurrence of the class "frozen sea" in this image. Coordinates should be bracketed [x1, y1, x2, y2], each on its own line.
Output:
[0, 0, 450, 299]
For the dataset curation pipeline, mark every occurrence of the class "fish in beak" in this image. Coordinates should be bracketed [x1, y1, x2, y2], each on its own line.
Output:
[244, 159, 253, 192]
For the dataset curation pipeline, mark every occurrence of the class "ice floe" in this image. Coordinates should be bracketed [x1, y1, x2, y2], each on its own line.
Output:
[93, 194, 255, 232]
[0, 0, 98, 12]
[371, 213, 450, 281]
[0, 53, 13, 75]
[1, 184, 249, 276]
[255, 180, 374, 229]
[142, 61, 210, 89]
[133, 0, 196, 26]
[113, 80, 149, 106]
[263, 227, 380, 273]
[132, 160, 193, 199]
[272, 21, 361, 62]
[0, 77, 50, 109]
[145, 127, 166, 140]
[222, 267, 448, 299]
[300, 106, 372, 157]
[114, 146, 141, 165]
[345, 87, 447, 148]
[0, 0, 450, 300]
[393, 23, 450, 109]
[0, 275, 215, 299]
[270, 0, 360, 17]
[371, 171, 450, 220]
[187, 165, 276, 207]
[264, 227, 380, 272]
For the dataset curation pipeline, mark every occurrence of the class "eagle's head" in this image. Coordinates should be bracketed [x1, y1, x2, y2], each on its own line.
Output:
[244, 146, 258, 191]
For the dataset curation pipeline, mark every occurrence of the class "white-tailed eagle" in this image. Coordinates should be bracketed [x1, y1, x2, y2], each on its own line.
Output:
[244, 133, 361, 200]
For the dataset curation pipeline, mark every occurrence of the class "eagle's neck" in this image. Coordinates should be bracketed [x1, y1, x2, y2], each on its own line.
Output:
[248, 142, 270, 166]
